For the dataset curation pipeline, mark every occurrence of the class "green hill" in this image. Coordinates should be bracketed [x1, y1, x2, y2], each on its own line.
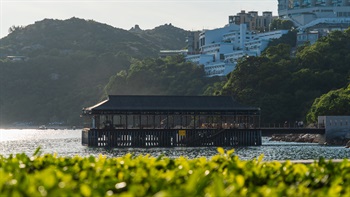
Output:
[0, 18, 191, 127]
[0, 17, 188, 58]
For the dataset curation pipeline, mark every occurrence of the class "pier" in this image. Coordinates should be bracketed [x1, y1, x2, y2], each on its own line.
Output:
[81, 95, 331, 148]
[81, 95, 262, 147]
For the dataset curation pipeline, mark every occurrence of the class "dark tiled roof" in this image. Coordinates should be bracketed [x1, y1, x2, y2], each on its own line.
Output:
[84, 95, 259, 112]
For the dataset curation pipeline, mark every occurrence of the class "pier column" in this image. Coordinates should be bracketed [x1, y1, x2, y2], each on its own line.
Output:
[125, 113, 128, 129]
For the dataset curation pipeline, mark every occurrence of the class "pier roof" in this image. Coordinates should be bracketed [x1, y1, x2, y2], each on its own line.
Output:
[83, 95, 260, 114]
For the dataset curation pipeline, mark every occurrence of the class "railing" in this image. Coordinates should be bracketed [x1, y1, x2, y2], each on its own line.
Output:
[258, 123, 325, 136]
[261, 122, 306, 128]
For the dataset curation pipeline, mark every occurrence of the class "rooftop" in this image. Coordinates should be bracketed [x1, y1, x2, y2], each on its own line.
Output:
[83, 95, 260, 114]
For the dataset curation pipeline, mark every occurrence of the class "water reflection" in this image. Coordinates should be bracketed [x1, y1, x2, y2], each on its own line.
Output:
[0, 129, 349, 160]
[0, 129, 78, 141]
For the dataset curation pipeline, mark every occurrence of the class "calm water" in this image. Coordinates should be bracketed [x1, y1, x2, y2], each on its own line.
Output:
[0, 129, 349, 161]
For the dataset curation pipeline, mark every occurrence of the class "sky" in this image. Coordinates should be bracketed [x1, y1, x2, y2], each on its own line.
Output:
[0, 0, 278, 38]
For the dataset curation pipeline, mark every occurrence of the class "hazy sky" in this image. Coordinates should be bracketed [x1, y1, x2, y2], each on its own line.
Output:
[1, 0, 278, 38]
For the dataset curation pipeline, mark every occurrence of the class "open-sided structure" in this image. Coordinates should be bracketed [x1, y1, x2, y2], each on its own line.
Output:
[81, 95, 262, 147]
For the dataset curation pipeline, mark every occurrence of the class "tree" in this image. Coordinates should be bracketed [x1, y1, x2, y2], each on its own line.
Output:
[104, 55, 221, 96]
[269, 19, 294, 31]
[267, 30, 297, 48]
[307, 84, 350, 123]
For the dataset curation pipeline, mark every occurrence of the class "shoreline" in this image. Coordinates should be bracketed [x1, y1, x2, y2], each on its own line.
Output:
[269, 133, 350, 148]
[269, 133, 323, 143]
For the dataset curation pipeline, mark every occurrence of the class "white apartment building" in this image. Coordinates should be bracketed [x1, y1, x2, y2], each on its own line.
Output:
[185, 23, 288, 77]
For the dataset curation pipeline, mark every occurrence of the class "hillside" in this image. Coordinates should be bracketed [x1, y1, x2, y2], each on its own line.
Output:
[0, 18, 189, 58]
[133, 23, 189, 50]
[0, 18, 191, 126]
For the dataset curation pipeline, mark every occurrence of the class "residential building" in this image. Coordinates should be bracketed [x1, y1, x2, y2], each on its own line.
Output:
[186, 31, 201, 54]
[185, 23, 288, 77]
[229, 10, 277, 32]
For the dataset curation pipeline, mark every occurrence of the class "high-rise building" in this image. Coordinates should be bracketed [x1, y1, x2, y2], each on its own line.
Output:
[229, 10, 277, 32]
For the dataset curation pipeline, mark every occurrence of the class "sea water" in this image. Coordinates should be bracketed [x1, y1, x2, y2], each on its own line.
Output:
[0, 129, 349, 160]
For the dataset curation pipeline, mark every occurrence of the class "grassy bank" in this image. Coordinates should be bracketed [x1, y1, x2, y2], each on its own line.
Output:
[0, 148, 349, 196]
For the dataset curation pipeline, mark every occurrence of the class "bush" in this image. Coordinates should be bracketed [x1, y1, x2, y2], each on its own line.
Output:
[0, 148, 349, 196]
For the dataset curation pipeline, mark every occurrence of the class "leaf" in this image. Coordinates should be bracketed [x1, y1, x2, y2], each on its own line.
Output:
[33, 147, 42, 156]
[80, 184, 91, 197]
[217, 147, 225, 155]
[236, 175, 245, 188]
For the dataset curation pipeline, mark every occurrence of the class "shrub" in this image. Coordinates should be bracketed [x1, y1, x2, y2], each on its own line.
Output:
[0, 148, 349, 196]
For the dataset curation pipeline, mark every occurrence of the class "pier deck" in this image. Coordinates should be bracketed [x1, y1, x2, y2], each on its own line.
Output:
[82, 128, 262, 148]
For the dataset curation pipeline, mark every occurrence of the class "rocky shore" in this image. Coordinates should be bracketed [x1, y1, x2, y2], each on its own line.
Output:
[269, 134, 350, 148]
[269, 134, 323, 143]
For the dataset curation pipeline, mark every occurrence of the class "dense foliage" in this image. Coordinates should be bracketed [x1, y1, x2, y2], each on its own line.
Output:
[104, 55, 220, 96]
[267, 30, 297, 48]
[0, 18, 191, 126]
[1, 148, 349, 196]
[269, 19, 294, 31]
[219, 28, 350, 124]
[307, 84, 350, 122]
[0, 52, 129, 125]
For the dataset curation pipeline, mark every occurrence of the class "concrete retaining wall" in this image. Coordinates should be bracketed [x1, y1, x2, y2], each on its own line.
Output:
[318, 116, 350, 144]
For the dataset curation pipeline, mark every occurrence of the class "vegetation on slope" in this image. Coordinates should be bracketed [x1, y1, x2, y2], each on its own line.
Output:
[1, 148, 349, 196]
[104, 55, 220, 96]
[307, 84, 350, 123]
[133, 23, 190, 50]
[267, 30, 297, 48]
[0, 18, 189, 58]
[269, 18, 294, 31]
[217, 28, 350, 124]
[0, 18, 192, 126]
